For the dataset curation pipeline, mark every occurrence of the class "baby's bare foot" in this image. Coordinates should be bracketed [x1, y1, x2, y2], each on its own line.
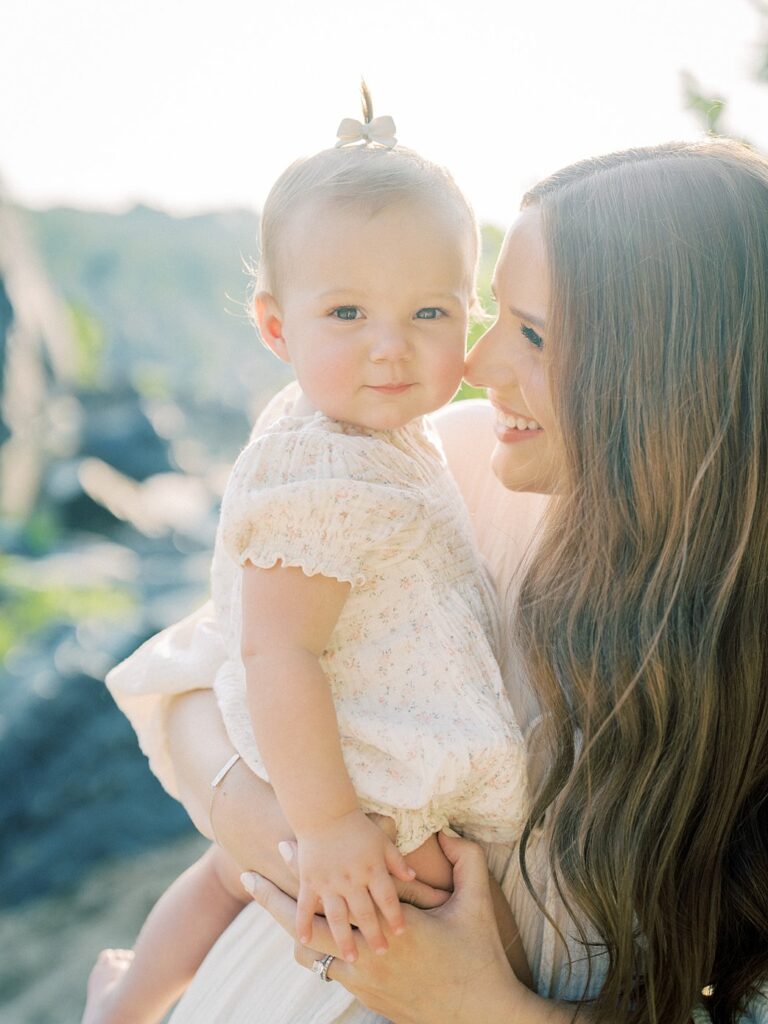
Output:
[81, 948, 134, 1024]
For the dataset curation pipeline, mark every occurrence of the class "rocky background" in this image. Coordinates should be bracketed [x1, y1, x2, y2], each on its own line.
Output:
[0, 197, 290, 1023]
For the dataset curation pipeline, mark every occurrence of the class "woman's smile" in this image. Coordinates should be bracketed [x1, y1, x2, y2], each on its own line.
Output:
[490, 397, 543, 440]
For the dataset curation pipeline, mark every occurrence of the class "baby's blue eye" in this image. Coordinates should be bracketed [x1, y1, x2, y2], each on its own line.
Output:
[332, 306, 361, 320]
[415, 308, 443, 320]
[521, 324, 544, 349]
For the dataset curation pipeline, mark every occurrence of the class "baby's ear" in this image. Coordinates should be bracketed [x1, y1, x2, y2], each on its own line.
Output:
[253, 292, 290, 362]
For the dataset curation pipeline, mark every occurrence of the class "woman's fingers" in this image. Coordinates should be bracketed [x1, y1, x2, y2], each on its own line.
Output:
[241, 872, 342, 954]
[322, 894, 359, 963]
[394, 876, 451, 910]
[294, 941, 329, 978]
[277, 839, 300, 878]
[241, 871, 301, 936]
[436, 831, 492, 904]
[294, 942, 355, 988]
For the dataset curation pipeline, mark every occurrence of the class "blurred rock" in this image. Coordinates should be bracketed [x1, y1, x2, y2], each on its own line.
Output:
[77, 387, 174, 481]
[0, 199, 272, 920]
[0, 627, 193, 908]
[0, 198, 78, 522]
[0, 531, 211, 909]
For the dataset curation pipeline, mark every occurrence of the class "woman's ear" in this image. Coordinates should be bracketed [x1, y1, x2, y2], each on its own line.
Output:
[254, 292, 290, 362]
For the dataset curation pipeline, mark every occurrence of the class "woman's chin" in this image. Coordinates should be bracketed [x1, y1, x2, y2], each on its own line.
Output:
[491, 441, 555, 495]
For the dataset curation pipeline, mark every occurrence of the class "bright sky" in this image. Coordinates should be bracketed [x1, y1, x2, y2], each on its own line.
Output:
[2, 0, 767, 226]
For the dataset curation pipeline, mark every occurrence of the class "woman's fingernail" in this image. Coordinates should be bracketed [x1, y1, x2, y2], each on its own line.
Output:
[277, 841, 294, 864]
[240, 871, 263, 896]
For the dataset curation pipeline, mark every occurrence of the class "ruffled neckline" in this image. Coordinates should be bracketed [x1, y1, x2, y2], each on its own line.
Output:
[272, 409, 447, 470]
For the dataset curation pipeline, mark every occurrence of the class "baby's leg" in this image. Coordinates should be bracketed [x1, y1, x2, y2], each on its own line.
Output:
[404, 833, 533, 991]
[403, 832, 454, 891]
[82, 844, 247, 1024]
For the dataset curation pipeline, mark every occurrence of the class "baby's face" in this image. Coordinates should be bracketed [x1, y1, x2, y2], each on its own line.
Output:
[270, 197, 473, 430]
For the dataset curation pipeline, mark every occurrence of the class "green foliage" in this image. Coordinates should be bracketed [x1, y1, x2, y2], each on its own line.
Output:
[454, 223, 503, 403]
[22, 507, 61, 555]
[0, 556, 134, 661]
[67, 301, 105, 389]
[681, 71, 727, 134]
[682, 7, 767, 142]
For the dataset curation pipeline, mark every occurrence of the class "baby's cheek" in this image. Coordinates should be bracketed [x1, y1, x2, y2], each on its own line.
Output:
[308, 351, 357, 401]
[437, 352, 467, 401]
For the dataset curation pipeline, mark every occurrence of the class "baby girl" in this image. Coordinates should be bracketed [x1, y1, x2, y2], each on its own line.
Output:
[85, 90, 530, 1024]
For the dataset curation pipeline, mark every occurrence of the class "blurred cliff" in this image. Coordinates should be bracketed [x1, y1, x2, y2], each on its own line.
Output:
[0, 197, 290, 1018]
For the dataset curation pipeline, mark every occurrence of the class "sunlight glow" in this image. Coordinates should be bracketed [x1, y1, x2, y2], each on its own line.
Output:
[2, 0, 766, 225]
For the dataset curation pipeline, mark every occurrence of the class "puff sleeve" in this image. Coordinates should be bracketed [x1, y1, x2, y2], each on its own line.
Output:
[219, 419, 426, 587]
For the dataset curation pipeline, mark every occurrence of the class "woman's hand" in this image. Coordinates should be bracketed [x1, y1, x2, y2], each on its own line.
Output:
[243, 831, 529, 1024]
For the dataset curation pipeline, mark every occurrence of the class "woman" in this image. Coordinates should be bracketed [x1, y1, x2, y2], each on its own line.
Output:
[110, 139, 768, 1023]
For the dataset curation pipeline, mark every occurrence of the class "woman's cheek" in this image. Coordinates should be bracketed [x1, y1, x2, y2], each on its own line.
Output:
[520, 358, 552, 429]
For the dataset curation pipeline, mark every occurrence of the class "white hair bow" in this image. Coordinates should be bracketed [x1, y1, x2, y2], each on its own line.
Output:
[335, 115, 397, 149]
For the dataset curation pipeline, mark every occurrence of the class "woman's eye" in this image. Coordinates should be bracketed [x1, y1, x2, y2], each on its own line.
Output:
[332, 306, 362, 320]
[415, 307, 444, 320]
[520, 324, 544, 349]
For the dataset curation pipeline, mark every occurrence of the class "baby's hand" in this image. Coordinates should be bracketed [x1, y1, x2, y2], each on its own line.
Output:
[295, 808, 415, 962]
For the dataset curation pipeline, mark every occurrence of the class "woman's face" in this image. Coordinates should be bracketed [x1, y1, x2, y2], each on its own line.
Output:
[464, 207, 562, 494]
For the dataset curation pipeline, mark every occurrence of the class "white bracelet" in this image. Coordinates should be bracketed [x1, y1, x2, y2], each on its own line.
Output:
[209, 753, 242, 844]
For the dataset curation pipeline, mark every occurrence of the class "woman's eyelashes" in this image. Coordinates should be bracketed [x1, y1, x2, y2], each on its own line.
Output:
[520, 323, 544, 349]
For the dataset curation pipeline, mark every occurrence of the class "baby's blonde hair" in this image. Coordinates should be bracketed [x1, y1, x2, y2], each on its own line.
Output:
[255, 86, 480, 300]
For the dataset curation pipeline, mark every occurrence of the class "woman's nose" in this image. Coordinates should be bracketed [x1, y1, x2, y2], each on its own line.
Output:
[464, 324, 510, 387]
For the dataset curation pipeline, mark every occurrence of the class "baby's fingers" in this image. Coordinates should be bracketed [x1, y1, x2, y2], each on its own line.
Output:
[295, 887, 320, 946]
[322, 894, 358, 964]
[384, 842, 416, 883]
[369, 871, 406, 936]
[347, 888, 388, 955]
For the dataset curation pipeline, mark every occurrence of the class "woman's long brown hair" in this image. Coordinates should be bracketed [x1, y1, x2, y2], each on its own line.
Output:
[516, 140, 768, 1024]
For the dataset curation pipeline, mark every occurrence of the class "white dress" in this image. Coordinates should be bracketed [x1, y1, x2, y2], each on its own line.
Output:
[107, 388, 768, 1024]
[208, 409, 528, 852]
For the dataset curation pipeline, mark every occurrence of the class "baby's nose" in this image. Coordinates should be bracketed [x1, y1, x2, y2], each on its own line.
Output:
[369, 326, 411, 361]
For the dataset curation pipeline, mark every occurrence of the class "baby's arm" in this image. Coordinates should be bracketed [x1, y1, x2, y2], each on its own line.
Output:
[241, 563, 416, 962]
[82, 845, 246, 1024]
